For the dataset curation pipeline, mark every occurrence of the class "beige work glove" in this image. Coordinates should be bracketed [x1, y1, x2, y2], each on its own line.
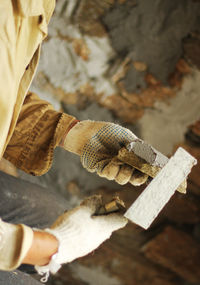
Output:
[0, 219, 33, 271]
[63, 120, 148, 186]
[35, 195, 127, 281]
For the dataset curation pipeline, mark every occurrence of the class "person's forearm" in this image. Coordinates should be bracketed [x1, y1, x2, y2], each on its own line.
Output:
[22, 231, 58, 266]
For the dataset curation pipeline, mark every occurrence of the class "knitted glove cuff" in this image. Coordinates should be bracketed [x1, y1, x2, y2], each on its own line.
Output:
[34, 228, 62, 283]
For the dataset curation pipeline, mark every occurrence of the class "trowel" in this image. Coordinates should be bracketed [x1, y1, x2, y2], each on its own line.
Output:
[97, 140, 197, 229]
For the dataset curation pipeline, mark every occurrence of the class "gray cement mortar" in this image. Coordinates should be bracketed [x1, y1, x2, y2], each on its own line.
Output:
[103, 0, 200, 89]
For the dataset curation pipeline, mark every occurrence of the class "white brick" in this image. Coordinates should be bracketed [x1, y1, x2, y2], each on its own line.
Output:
[125, 147, 197, 229]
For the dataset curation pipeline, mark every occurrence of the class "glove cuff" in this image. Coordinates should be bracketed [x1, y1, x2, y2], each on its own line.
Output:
[63, 120, 107, 155]
[34, 228, 63, 283]
[35, 252, 61, 283]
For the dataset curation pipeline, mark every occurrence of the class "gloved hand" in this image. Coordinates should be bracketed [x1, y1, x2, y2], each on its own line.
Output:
[35, 195, 127, 279]
[63, 120, 148, 186]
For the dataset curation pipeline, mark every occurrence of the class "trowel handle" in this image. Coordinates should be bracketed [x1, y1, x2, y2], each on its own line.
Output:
[117, 147, 187, 194]
[117, 147, 161, 178]
[94, 198, 126, 216]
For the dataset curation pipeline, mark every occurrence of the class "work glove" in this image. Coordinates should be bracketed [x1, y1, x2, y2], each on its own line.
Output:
[35, 195, 127, 281]
[63, 120, 148, 186]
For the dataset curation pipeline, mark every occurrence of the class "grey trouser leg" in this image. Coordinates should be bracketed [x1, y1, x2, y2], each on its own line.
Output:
[0, 171, 69, 284]
[0, 270, 42, 285]
[0, 171, 67, 228]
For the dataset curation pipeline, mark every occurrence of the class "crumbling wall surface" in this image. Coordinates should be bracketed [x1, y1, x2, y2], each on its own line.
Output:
[139, 69, 200, 154]
[14, 0, 200, 285]
[103, 0, 200, 85]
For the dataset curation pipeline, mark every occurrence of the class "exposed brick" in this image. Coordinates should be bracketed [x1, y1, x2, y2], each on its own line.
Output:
[102, 94, 144, 123]
[71, 225, 180, 285]
[186, 120, 200, 145]
[163, 192, 200, 224]
[178, 144, 200, 196]
[143, 226, 200, 283]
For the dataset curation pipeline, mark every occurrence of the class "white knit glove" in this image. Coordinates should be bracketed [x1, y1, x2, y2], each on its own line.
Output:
[63, 120, 148, 186]
[35, 195, 127, 281]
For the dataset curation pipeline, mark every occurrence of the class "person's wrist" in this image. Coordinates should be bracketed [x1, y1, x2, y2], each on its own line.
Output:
[22, 231, 59, 266]
[59, 119, 80, 147]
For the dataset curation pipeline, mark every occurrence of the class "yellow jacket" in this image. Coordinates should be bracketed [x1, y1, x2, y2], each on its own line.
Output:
[1, 0, 75, 175]
[0, 0, 75, 271]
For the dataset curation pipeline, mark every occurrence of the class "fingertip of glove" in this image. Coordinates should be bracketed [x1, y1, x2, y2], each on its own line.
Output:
[129, 172, 148, 186]
[80, 195, 103, 214]
[98, 162, 120, 181]
[111, 213, 128, 226]
[97, 213, 128, 230]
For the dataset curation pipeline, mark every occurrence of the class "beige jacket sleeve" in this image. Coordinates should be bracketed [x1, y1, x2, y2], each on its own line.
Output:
[0, 0, 64, 272]
[0, 219, 33, 271]
[4, 92, 76, 176]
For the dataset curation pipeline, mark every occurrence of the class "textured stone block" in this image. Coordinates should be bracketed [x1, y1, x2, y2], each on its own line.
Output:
[125, 148, 197, 229]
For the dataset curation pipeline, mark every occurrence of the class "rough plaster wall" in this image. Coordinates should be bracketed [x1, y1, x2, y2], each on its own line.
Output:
[139, 69, 200, 155]
[24, 0, 200, 208]
[103, 0, 200, 87]
[36, 1, 117, 96]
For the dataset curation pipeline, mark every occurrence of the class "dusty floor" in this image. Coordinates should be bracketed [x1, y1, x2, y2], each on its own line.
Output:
[12, 0, 200, 284]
